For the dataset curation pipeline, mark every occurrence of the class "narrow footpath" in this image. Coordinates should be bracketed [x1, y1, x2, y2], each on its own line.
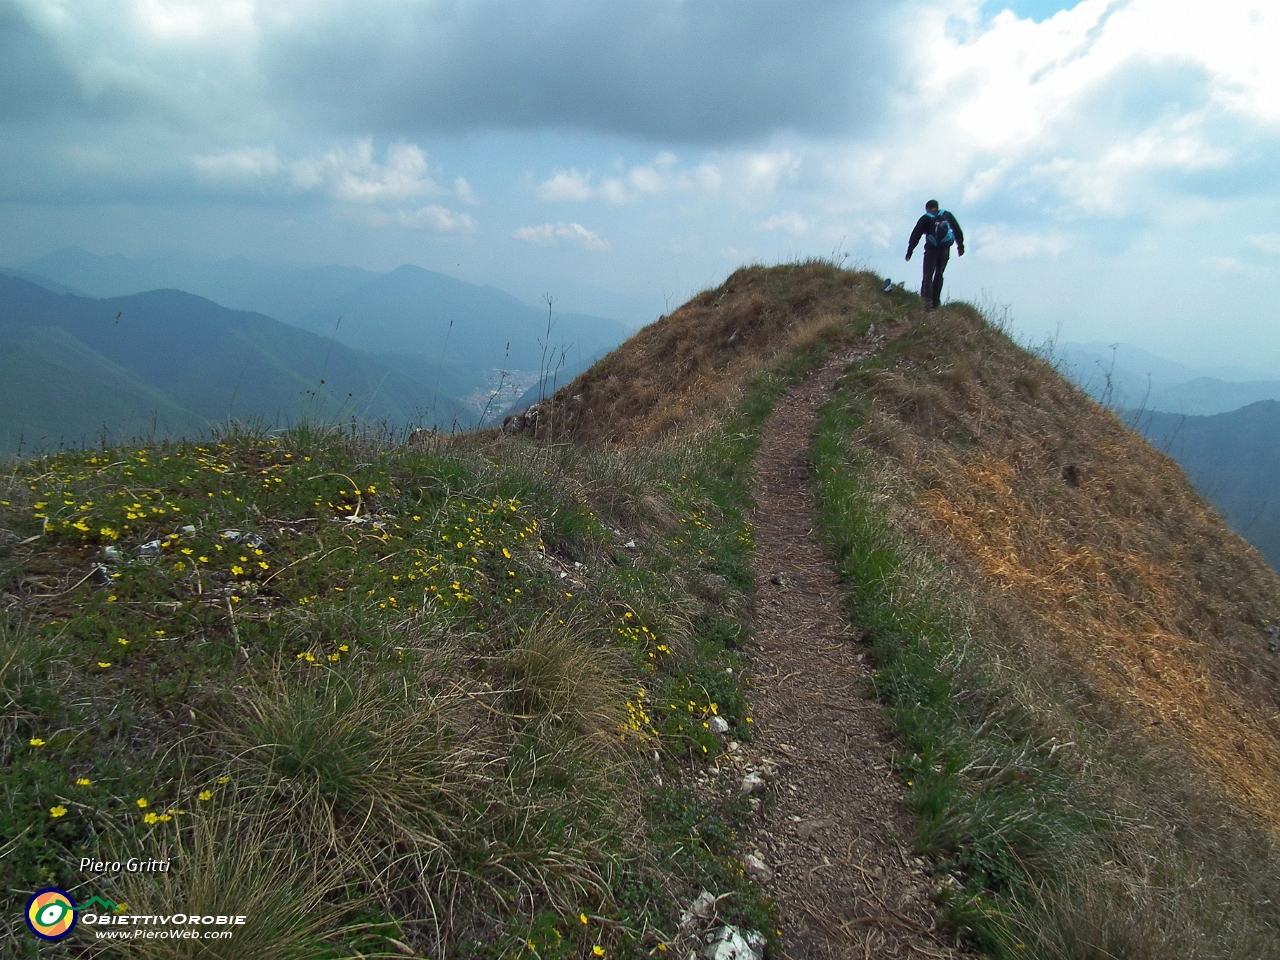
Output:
[744, 321, 962, 959]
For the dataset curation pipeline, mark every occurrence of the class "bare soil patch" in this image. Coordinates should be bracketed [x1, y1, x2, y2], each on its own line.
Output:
[742, 322, 963, 958]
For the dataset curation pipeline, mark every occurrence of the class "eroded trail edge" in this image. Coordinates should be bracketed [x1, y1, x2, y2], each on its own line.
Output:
[744, 324, 960, 959]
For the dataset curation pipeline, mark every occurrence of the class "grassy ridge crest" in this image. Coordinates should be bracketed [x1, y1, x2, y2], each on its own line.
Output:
[811, 299, 1280, 956]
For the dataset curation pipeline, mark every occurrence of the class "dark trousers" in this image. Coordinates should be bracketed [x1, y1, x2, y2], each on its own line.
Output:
[921, 245, 950, 308]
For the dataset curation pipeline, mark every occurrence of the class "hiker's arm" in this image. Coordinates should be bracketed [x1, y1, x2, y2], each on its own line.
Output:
[906, 217, 926, 259]
[948, 213, 965, 255]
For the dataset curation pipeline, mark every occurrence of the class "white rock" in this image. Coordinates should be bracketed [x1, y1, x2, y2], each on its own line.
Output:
[739, 771, 768, 795]
[700, 925, 766, 960]
[680, 890, 718, 930]
[708, 716, 730, 736]
[743, 854, 773, 883]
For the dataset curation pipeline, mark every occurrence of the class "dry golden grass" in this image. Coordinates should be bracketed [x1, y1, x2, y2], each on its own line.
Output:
[514, 262, 882, 445]
[857, 306, 1280, 828]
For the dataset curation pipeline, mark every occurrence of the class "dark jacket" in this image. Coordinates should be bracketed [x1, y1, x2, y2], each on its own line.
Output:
[907, 211, 964, 257]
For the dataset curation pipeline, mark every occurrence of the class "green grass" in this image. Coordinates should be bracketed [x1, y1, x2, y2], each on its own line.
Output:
[0, 415, 776, 957]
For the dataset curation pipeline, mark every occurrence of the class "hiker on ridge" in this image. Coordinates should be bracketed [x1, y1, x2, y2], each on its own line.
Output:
[905, 200, 964, 310]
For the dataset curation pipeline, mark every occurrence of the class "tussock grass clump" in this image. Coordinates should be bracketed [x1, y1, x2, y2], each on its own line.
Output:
[103, 800, 344, 960]
[502, 618, 630, 743]
[219, 667, 480, 835]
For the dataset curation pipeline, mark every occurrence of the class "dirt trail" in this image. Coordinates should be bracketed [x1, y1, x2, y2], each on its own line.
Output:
[744, 322, 962, 959]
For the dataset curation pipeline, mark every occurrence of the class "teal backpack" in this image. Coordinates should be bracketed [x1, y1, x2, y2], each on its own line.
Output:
[926, 212, 954, 247]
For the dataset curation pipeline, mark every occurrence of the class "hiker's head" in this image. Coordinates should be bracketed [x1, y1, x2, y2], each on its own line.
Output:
[925, 200, 940, 213]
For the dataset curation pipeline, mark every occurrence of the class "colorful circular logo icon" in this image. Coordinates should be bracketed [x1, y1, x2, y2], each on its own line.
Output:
[26, 888, 78, 941]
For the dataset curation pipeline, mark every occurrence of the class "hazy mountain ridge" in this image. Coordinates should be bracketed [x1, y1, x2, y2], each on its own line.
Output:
[2, 250, 638, 454]
[15, 249, 634, 428]
[1134, 400, 1280, 571]
[1053, 342, 1280, 572]
[1059, 341, 1280, 416]
[0, 277, 471, 453]
[294, 263, 629, 382]
[22, 247, 381, 324]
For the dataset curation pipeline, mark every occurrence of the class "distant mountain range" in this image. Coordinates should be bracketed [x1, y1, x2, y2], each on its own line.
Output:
[1058, 341, 1280, 416]
[1056, 342, 1280, 572]
[0, 277, 472, 454]
[22, 246, 643, 340]
[22, 248, 381, 326]
[1, 250, 636, 454]
[1134, 401, 1280, 571]
[291, 264, 627, 391]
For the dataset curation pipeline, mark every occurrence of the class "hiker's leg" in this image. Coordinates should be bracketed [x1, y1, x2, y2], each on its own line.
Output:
[920, 249, 934, 302]
[932, 247, 950, 307]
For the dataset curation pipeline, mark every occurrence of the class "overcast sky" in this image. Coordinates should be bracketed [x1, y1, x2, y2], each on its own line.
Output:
[2, 0, 1277, 371]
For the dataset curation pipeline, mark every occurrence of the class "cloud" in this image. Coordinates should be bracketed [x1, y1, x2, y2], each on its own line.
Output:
[194, 139, 445, 203]
[190, 138, 477, 232]
[131, 0, 257, 39]
[536, 151, 792, 206]
[1206, 254, 1268, 277]
[513, 222, 610, 251]
[755, 212, 810, 236]
[4, 1, 911, 144]
[454, 177, 477, 204]
[400, 205, 477, 233]
[289, 141, 437, 203]
[192, 145, 282, 183]
[842, 0, 1280, 229]
[262, 1, 909, 144]
[537, 154, 719, 204]
[538, 168, 613, 203]
[1247, 233, 1280, 255]
[736, 151, 798, 194]
[974, 223, 1068, 262]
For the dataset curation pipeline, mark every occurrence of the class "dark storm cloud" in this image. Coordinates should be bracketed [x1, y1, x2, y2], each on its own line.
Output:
[263, 0, 909, 144]
[0, 5, 93, 122]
